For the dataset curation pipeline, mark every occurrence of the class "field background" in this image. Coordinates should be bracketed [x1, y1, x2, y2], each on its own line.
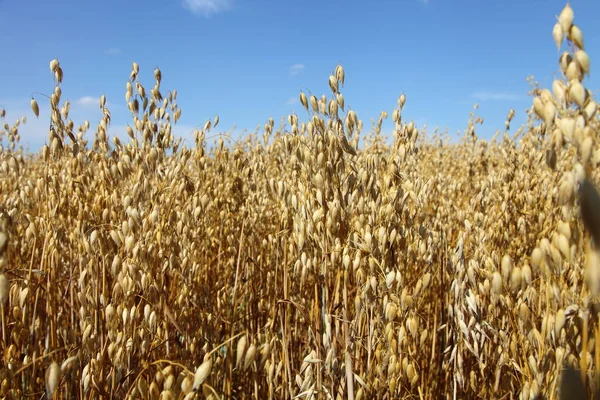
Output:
[1, 1, 600, 399]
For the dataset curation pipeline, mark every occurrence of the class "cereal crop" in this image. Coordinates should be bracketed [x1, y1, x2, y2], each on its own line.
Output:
[0, 3, 599, 399]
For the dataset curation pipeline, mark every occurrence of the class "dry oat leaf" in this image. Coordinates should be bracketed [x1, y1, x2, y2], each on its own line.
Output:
[558, 366, 587, 400]
[546, 146, 557, 170]
[0, 231, 7, 254]
[579, 178, 600, 245]
[0, 273, 8, 305]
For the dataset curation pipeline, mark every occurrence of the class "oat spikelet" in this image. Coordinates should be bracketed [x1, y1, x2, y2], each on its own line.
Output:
[558, 3, 574, 35]
[244, 343, 257, 371]
[236, 335, 248, 369]
[31, 98, 39, 118]
[45, 362, 61, 398]
[193, 354, 212, 390]
[49, 58, 59, 73]
[553, 23, 564, 50]
[570, 25, 584, 49]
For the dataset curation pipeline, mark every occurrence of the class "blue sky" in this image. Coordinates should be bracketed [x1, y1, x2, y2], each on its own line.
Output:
[0, 0, 599, 152]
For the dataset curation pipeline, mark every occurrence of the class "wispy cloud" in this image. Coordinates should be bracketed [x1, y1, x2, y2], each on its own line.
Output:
[105, 48, 121, 56]
[289, 64, 304, 76]
[286, 97, 297, 105]
[472, 91, 521, 102]
[182, 0, 232, 17]
[76, 96, 100, 107]
[419, 0, 430, 4]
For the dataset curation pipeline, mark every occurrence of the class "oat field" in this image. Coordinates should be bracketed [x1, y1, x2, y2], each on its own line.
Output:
[0, 3, 599, 399]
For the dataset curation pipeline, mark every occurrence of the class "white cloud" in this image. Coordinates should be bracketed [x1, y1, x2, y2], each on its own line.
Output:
[105, 48, 121, 56]
[182, 0, 232, 16]
[77, 96, 100, 107]
[472, 91, 520, 101]
[419, 0, 430, 4]
[286, 97, 297, 105]
[289, 64, 304, 76]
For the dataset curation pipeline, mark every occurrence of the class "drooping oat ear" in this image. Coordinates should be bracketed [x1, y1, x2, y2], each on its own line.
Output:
[45, 361, 61, 398]
[569, 79, 586, 108]
[582, 100, 597, 122]
[328, 75, 338, 94]
[328, 99, 338, 119]
[566, 58, 583, 81]
[580, 179, 600, 245]
[560, 52, 573, 76]
[30, 98, 39, 118]
[336, 93, 345, 111]
[339, 133, 357, 157]
[575, 50, 590, 76]
[236, 334, 248, 369]
[54, 67, 63, 84]
[570, 25, 584, 49]
[543, 100, 557, 126]
[335, 64, 345, 86]
[310, 94, 319, 113]
[193, 354, 213, 390]
[244, 343, 257, 371]
[553, 79, 567, 106]
[49, 58, 59, 73]
[300, 92, 308, 111]
[533, 97, 545, 121]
